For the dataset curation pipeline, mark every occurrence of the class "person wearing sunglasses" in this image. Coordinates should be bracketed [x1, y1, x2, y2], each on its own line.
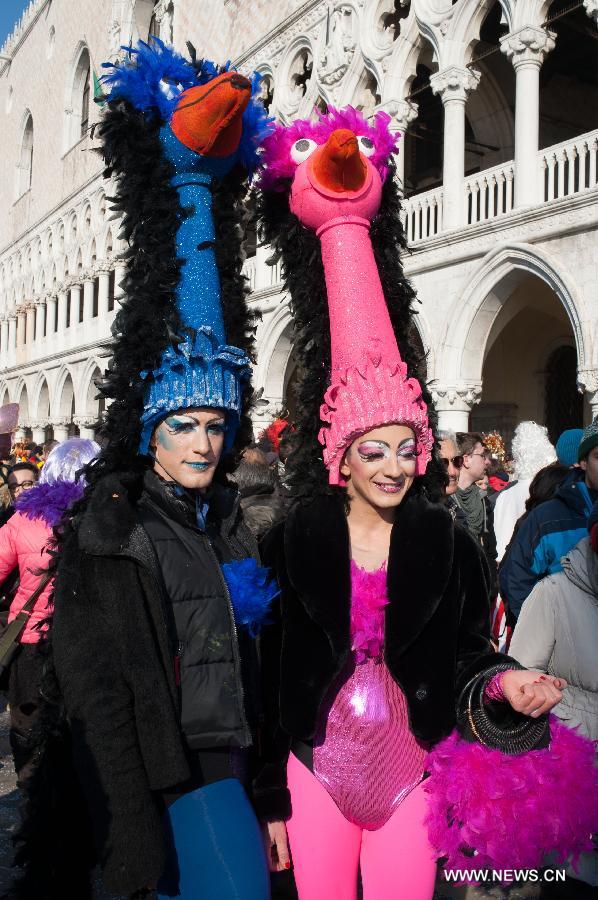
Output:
[455, 432, 498, 597]
[438, 431, 467, 528]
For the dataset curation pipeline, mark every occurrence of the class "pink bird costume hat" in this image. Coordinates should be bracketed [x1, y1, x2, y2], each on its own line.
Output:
[259, 107, 433, 485]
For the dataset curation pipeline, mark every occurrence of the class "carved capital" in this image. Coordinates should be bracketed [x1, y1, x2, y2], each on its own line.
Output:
[73, 415, 97, 429]
[376, 98, 419, 132]
[578, 368, 598, 398]
[584, 0, 598, 25]
[500, 26, 556, 69]
[430, 66, 480, 103]
[430, 382, 483, 409]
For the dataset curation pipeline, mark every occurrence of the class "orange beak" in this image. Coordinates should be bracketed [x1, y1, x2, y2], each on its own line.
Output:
[312, 129, 367, 192]
[171, 72, 252, 158]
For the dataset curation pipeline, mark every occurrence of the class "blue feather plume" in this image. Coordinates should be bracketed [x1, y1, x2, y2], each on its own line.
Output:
[221, 557, 279, 637]
[101, 37, 217, 120]
[101, 38, 273, 171]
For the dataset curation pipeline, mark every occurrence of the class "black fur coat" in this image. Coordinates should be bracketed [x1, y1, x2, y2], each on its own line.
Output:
[254, 491, 514, 821]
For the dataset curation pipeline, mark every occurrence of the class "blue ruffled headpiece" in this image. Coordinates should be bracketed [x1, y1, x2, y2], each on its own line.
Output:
[102, 39, 272, 452]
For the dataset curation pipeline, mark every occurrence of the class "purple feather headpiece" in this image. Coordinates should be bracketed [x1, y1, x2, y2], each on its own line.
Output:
[15, 480, 85, 528]
[258, 106, 399, 191]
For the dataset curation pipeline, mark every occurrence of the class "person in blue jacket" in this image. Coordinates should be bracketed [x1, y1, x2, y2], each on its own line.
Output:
[500, 417, 598, 619]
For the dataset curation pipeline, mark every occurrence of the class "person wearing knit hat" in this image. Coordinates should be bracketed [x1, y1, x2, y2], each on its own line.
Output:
[501, 417, 598, 623]
[509, 499, 598, 889]
[578, 417, 598, 462]
[555, 428, 583, 467]
[17, 41, 275, 900]
[253, 107, 566, 900]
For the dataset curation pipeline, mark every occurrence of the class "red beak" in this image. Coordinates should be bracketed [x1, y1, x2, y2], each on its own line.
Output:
[311, 128, 367, 192]
[171, 72, 251, 158]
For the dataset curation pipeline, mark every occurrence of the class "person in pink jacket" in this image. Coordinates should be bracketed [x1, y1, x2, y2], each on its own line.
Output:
[0, 437, 99, 781]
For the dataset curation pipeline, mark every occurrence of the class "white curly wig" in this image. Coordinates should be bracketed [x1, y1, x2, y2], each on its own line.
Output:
[511, 421, 557, 480]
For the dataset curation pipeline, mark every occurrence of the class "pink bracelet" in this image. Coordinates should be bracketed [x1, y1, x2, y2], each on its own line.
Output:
[483, 671, 506, 702]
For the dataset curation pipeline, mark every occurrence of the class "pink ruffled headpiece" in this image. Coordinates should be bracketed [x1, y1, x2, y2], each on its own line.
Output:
[260, 106, 432, 485]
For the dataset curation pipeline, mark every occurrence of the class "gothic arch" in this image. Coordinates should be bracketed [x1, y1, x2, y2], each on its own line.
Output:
[383, 15, 428, 101]
[53, 366, 76, 419]
[443, 243, 585, 384]
[81, 360, 103, 418]
[14, 379, 30, 425]
[253, 303, 294, 404]
[64, 42, 92, 151]
[16, 110, 34, 199]
[32, 373, 51, 422]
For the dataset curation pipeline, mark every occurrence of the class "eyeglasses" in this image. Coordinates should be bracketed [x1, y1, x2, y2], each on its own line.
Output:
[441, 455, 463, 469]
[8, 480, 36, 496]
[469, 451, 491, 460]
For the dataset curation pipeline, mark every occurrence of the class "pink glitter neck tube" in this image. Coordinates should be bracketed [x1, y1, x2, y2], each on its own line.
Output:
[313, 562, 427, 830]
[288, 137, 433, 485]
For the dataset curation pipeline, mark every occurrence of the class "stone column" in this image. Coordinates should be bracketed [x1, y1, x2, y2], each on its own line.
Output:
[98, 269, 111, 326]
[83, 276, 95, 322]
[501, 27, 555, 209]
[584, 0, 598, 25]
[31, 422, 46, 445]
[377, 99, 419, 192]
[7, 316, 17, 362]
[430, 382, 482, 433]
[0, 318, 8, 363]
[46, 294, 57, 337]
[34, 299, 46, 345]
[73, 416, 96, 440]
[578, 369, 598, 420]
[52, 419, 70, 443]
[114, 263, 126, 305]
[16, 307, 26, 349]
[70, 283, 82, 327]
[430, 67, 480, 230]
[57, 287, 68, 333]
[13, 427, 26, 444]
[25, 303, 35, 346]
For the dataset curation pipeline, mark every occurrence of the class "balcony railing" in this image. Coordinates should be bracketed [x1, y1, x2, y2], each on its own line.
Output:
[401, 127, 598, 244]
[401, 187, 443, 243]
[241, 129, 598, 290]
[465, 160, 515, 225]
[540, 131, 598, 201]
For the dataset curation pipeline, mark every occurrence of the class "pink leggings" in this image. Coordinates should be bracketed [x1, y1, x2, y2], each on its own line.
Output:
[286, 752, 437, 900]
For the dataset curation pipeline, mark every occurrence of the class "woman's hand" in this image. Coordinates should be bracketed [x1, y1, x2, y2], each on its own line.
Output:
[501, 669, 566, 718]
[262, 820, 291, 872]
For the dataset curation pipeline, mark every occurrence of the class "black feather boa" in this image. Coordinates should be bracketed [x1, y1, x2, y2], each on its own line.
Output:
[257, 162, 446, 502]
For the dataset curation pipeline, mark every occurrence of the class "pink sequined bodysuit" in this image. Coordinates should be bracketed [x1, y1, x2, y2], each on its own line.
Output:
[312, 561, 427, 830]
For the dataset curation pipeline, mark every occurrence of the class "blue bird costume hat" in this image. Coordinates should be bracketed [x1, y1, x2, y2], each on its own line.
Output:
[100, 38, 272, 454]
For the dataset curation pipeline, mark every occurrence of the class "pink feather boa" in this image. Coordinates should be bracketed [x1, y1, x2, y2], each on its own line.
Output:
[350, 560, 388, 663]
[424, 716, 598, 883]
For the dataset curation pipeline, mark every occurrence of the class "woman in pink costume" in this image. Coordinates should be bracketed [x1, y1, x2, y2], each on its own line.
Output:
[254, 107, 566, 900]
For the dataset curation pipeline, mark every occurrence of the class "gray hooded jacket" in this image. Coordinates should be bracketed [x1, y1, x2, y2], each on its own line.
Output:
[510, 536, 598, 741]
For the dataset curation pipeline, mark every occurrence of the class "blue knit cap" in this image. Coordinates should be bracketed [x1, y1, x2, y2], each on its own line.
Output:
[555, 428, 583, 467]
[578, 418, 598, 463]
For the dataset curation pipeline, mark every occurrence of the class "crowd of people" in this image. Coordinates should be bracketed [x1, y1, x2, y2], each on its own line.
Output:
[0, 36, 596, 900]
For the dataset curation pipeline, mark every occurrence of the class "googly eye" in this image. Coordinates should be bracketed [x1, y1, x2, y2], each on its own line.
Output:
[357, 135, 375, 157]
[290, 138, 318, 164]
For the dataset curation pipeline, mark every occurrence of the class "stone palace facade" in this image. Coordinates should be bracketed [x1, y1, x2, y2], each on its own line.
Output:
[0, 0, 596, 446]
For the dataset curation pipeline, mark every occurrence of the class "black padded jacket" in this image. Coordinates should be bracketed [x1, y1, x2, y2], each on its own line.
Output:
[52, 469, 260, 896]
